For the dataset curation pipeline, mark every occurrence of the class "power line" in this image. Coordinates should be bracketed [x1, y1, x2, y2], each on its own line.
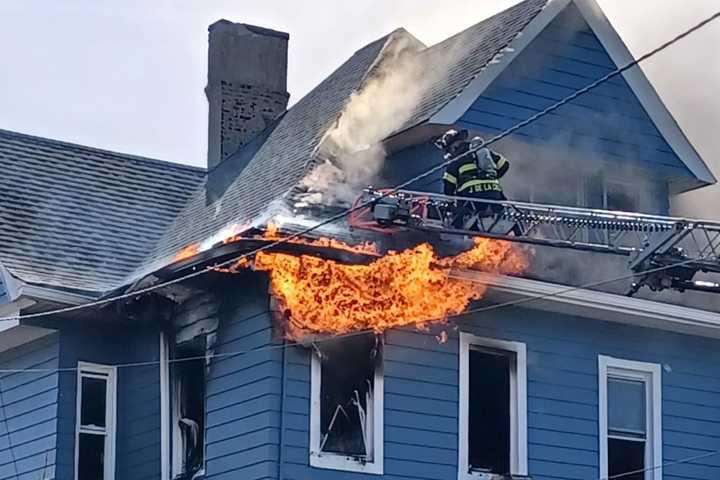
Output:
[0, 8, 718, 326]
[606, 449, 720, 480]
[0, 378, 20, 480]
[0, 256, 700, 375]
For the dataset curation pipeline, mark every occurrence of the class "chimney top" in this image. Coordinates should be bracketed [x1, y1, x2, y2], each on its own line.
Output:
[209, 20, 289, 40]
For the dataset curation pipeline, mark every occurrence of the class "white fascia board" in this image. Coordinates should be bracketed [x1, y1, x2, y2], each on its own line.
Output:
[17, 283, 95, 305]
[1, 263, 94, 307]
[429, 0, 571, 126]
[455, 270, 720, 339]
[574, 0, 715, 188]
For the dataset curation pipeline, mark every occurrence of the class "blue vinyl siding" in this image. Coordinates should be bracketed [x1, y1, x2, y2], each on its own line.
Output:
[0, 275, 8, 306]
[0, 334, 59, 480]
[457, 4, 689, 178]
[55, 325, 161, 480]
[262, 306, 720, 480]
[204, 278, 283, 480]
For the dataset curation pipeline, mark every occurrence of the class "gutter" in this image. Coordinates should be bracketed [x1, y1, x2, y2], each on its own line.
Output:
[455, 271, 720, 340]
[15, 283, 96, 305]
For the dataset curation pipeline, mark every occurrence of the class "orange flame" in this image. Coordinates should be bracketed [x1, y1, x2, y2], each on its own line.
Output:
[173, 243, 199, 262]
[260, 222, 378, 256]
[250, 237, 528, 340]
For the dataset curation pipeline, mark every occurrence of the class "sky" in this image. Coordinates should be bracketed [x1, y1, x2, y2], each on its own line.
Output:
[1, 0, 719, 216]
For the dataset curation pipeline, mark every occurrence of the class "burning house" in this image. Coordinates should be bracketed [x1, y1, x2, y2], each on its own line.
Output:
[0, 0, 719, 479]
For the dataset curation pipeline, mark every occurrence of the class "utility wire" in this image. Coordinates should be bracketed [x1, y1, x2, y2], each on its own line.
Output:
[0, 9, 717, 326]
[0, 377, 21, 480]
[0, 257, 700, 375]
[606, 449, 720, 480]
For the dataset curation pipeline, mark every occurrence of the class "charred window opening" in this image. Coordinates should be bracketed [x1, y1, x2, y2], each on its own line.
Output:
[468, 347, 513, 475]
[311, 335, 384, 473]
[172, 340, 206, 480]
[75, 363, 116, 480]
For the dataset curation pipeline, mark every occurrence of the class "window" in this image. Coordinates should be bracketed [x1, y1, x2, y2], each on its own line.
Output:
[599, 356, 662, 480]
[586, 176, 639, 212]
[171, 341, 206, 480]
[459, 333, 527, 480]
[310, 335, 383, 474]
[75, 363, 116, 480]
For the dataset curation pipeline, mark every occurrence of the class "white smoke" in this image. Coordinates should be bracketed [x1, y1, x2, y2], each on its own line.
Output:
[296, 29, 428, 207]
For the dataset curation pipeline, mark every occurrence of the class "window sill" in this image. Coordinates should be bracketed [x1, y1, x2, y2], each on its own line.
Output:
[310, 451, 383, 475]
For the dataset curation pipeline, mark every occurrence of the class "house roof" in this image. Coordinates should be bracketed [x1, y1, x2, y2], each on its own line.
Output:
[144, 0, 550, 274]
[0, 129, 204, 294]
[3, 0, 711, 299]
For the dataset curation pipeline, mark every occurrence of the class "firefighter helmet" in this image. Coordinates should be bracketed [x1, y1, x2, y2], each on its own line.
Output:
[435, 128, 469, 153]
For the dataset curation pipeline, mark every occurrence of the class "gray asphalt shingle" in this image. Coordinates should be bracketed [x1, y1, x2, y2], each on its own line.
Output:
[0, 129, 204, 294]
[143, 31, 394, 270]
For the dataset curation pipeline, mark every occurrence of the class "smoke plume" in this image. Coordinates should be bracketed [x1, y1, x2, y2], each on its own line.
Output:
[295, 30, 428, 207]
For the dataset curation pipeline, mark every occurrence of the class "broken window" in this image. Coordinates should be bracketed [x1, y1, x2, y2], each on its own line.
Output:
[600, 356, 662, 480]
[171, 341, 206, 480]
[76, 363, 116, 480]
[459, 334, 527, 480]
[310, 335, 383, 474]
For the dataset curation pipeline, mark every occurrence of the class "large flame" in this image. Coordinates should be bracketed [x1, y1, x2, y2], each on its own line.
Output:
[252, 237, 528, 340]
[172, 223, 529, 341]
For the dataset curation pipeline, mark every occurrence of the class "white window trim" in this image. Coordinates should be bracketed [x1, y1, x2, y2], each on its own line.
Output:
[74, 362, 117, 480]
[309, 349, 384, 475]
[598, 355, 662, 480]
[458, 333, 528, 480]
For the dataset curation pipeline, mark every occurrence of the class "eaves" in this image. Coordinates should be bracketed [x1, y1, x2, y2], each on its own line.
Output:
[455, 270, 720, 340]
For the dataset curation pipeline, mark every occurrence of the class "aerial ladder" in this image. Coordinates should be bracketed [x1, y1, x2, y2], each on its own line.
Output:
[349, 188, 720, 296]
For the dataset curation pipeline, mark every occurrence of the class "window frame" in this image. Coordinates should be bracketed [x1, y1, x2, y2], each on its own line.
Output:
[168, 343, 207, 479]
[309, 346, 384, 475]
[598, 355, 662, 480]
[74, 362, 117, 480]
[458, 333, 528, 480]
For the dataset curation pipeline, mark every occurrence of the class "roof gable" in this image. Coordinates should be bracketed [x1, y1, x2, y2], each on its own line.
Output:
[455, 4, 690, 182]
[429, 0, 715, 192]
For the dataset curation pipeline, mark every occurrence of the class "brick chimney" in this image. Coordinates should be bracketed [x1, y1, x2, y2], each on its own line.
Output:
[206, 20, 290, 170]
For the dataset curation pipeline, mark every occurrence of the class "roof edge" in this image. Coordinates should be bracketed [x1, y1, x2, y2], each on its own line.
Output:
[0, 128, 206, 174]
[573, 0, 716, 186]
[429, 0, 567, 126]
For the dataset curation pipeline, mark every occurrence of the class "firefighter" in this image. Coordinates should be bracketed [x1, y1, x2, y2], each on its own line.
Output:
[437, 129, 509, 199]
[436, 128, 520, 234]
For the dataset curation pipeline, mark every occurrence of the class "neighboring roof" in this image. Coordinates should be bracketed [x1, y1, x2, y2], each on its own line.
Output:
[0, 129, 204, 294]
[143, 31, 395, 271]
